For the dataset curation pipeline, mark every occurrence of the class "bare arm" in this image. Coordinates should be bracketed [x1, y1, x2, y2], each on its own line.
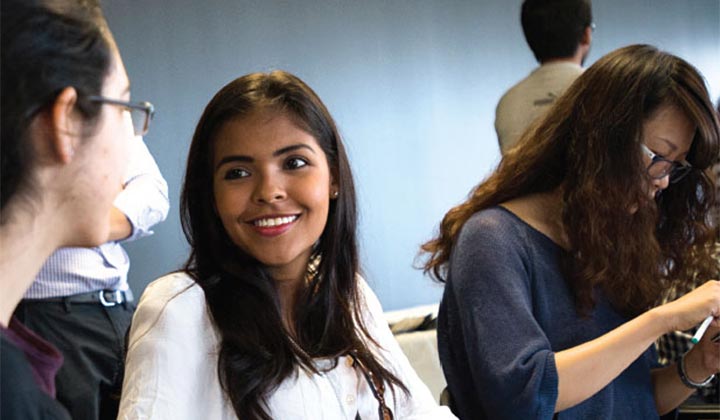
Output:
[555, 308, 663, 411]
[555, 281, 720, 412]
[108, 206, 132, 242]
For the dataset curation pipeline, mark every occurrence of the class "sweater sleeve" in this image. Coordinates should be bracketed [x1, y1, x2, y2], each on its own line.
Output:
[446, 212, 558, 419]
[118, 273, 228, 420]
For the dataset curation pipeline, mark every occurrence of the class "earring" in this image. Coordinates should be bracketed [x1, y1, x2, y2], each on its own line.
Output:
[332, 191, 339, 198]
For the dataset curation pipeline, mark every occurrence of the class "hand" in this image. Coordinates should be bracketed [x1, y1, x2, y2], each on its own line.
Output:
[656, 280, 720, 333]
[683, 324, 720, 382]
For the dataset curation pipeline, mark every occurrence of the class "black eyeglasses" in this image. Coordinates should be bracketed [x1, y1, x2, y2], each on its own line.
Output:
[88, 96, 155, 136]
[641, 143, 693, 183]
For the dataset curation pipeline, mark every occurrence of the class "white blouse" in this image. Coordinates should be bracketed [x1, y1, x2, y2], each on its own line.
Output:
[118, 272, 456, 420]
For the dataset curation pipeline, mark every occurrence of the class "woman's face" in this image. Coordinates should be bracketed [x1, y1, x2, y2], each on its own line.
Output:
[641, 103, 696, 199]
[71, 48, 132, 246]
[212, 110, 335, 283]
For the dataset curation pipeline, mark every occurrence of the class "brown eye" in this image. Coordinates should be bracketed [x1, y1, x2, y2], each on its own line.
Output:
[285, 157, 308, 170]
[224, 168, 250, 180]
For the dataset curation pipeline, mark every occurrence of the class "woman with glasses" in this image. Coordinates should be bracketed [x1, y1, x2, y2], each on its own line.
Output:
[118, 71, 455, 420]
[0, 0, 156, 418]
[422, 44, 720, 419]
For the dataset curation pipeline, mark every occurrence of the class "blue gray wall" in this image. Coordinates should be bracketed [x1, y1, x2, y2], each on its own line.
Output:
[104, 0, 720, 310]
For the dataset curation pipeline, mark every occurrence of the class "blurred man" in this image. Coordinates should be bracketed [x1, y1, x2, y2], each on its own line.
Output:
[15, 134, 169, 419]
[495, 0, 593, 153]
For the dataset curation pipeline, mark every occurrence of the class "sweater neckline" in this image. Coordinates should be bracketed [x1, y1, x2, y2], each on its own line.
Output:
[493, 206, 568, 253]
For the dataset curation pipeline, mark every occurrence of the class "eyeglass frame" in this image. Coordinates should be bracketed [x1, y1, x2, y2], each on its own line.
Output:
[88, 95, 155, 136]
[640, 143, 693, 184]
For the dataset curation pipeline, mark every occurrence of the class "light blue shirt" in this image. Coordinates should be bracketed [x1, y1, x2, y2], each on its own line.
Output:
[26, 136, 169, 299]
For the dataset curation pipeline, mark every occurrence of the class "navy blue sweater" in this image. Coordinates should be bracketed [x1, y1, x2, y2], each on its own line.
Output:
[438, 207, 658, 420]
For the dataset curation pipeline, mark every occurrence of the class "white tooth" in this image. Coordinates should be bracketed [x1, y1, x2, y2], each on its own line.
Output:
[255, 216, 298, 227]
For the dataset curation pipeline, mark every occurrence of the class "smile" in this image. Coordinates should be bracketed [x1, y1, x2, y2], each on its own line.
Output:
[251, 215, 299, 228]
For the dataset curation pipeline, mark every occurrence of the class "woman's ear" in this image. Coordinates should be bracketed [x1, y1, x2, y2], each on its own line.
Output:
[49, 87, 81, 164]
[329, 174, 339, 199]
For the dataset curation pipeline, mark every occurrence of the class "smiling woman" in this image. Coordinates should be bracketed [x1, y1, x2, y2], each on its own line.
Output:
[118, 71, 456, 420]
[212, 112, 334, 284]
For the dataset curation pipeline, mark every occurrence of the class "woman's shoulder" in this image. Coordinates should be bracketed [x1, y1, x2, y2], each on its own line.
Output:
[464, 206, 524, 233]
[456, 206, 530, 250]
[349, 275, 379, 325]
[138, 271, 208, 317]
[140, 271, 204, 305]
[461, 205, 558, 252]
[129, 272, 210, 342]
[355, 274, 380, 312]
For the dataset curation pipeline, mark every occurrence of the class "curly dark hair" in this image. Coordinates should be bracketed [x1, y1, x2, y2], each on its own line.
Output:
[423, 45, 720, 317]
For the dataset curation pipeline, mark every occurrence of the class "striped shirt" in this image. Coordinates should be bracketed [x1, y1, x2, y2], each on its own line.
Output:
[25, 136, 169, 299]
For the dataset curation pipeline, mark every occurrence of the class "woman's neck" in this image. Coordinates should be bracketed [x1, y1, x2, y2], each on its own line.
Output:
[0, 203, 64, 326]
[501, 188, 571, 249]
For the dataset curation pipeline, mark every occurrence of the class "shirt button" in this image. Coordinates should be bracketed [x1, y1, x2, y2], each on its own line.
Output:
[346, 394, 355, 405]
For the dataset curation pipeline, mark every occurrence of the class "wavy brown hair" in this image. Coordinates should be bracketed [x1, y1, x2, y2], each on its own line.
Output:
[423, 45, 720, 317]
[181, 71, 406, 420]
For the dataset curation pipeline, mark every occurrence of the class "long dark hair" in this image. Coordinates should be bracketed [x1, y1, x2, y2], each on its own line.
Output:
[423, 45, 720, 317]
[181, 71, 407, 419]
[1, 0, 111, 216]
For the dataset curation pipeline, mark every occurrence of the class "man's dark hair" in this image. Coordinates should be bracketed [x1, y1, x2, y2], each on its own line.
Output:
[1, 0, 111, 214]
[521, 0, 592, 62]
